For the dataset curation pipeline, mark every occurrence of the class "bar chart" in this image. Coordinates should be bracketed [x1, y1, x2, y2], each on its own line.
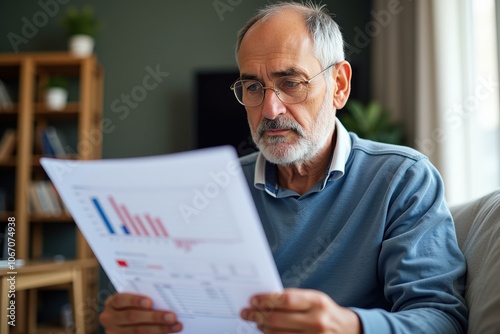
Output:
[72, 184, 242, 252]
[91, 196, 171, 238]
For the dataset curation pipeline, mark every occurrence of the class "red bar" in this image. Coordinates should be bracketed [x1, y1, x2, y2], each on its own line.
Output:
[121, 205, 141, 235]
[155, 218, 169, 237]
[135, 215, 150, 236]
[117, 260, 128, 267]
[145, 214, 160, 237]
[109, 196, 132, 234]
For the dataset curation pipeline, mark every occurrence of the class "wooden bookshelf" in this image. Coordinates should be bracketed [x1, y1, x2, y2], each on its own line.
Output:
[0, 52, 103, 333]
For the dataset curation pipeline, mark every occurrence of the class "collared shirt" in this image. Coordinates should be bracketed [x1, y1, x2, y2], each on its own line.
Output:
[239, 119, 468, 333]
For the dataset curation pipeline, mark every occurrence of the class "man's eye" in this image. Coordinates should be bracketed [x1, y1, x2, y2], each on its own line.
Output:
[245, 83, 261, 92]
[281, 80, 301, 89]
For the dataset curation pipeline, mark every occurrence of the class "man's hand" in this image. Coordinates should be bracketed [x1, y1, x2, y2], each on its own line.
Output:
[240, 288, 362, 334]
[99, 293, 183, 333]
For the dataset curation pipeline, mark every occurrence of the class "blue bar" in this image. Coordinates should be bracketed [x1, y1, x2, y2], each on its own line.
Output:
[122, 225, 130, 235]
[91, 197, 115, 234]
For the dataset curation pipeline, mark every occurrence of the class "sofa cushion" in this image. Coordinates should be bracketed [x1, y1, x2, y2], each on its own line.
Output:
[450, 189, 500, 334]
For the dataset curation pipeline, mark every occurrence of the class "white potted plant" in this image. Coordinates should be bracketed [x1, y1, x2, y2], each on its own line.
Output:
[62, 5, 99, 57]
[45, 76, 68, 111]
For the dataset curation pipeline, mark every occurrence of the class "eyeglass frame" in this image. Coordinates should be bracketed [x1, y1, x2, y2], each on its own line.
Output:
[230, 63, 336, 107]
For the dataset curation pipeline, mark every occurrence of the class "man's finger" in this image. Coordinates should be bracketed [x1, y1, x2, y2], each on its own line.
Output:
[249, 288, 329, 311]
[105, 293, 153, 310]
[117, 309, 176, 326]
[242, 306, 323, 331]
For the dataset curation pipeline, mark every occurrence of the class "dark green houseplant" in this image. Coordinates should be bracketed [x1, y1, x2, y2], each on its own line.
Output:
[62, 5, 98, 37]
[339, 99, 405, 145]
[62, 5, 99, 56]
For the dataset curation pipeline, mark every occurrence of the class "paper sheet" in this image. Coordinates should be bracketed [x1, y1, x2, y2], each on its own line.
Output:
[40, 146, 283, 333]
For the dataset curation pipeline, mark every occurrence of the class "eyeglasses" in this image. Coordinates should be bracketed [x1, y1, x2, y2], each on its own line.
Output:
[230, 64, 335, 107]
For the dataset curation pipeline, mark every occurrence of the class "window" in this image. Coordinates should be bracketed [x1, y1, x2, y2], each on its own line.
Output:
[466, 0, 500, 198]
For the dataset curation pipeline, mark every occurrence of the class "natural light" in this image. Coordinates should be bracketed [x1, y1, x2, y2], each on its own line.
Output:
[469, 0, 500, 198]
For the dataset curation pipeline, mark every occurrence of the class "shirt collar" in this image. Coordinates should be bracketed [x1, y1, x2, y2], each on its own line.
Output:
[254, 118, 352, 197]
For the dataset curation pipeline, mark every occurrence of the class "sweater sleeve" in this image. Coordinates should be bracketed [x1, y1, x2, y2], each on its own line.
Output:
[352, 158, 468, 333]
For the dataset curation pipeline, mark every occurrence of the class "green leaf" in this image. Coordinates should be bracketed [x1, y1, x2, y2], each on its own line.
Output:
[345, 100, 367, 132]
[46, 76, 68, 89]
[340, 99, 405, 145]
[62, 5, 99, 37]
[365, 101, 381, 131]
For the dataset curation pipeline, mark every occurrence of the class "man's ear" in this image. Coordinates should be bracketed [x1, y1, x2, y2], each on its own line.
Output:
[332, 61, 352, 110]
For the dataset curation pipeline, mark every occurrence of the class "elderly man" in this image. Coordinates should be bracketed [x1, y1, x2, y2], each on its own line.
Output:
[99, 2, 468, 333]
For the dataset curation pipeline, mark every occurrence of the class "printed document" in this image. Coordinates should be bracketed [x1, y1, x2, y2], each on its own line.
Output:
[41, 146, 283, 333]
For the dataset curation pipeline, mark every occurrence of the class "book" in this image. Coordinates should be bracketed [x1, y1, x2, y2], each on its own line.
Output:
[30, 180, 65, 215]
[44, 180, 64, 213]
[41, 130, 56, 156]
[29, 184, 43, 214]
[49, 182, 70, 215]
[0, 129, 16, 162]
[34, 181, 57, 215]
[42, 126, 72, 158]
[0, 79, 13, 111]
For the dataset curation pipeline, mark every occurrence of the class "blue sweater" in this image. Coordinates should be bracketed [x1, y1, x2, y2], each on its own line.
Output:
[240, 133, 468, 333]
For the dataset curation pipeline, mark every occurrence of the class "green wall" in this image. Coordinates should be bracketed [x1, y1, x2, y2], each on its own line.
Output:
[0, 0, 372, 158]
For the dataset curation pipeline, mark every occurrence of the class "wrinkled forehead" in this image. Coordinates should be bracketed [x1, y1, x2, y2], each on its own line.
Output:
[238, 10, 320, 76]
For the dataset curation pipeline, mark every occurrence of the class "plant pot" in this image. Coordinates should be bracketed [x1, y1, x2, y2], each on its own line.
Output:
[45, 87, 68, 111]
[68, 34, 95, 57]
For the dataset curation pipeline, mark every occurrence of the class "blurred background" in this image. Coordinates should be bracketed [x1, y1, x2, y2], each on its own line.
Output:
[0, 0, 372, 158]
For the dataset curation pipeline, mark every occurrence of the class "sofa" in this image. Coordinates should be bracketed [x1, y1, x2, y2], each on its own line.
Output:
[450, 189, 500, 334]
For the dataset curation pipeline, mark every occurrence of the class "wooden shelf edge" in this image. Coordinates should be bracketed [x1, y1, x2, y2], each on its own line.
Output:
[28, 325, 72, 334]
[30, 213, 73, 223]
[0, 258, 99, 274]
[0, 157, 16, 167]
[0, 103, 18, 114]
[0, 51, 97, 64]
[0, 211, 16, 220]
[35, 102, 80, 114]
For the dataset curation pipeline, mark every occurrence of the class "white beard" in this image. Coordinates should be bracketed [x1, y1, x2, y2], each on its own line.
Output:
[251, 95, 336, 165]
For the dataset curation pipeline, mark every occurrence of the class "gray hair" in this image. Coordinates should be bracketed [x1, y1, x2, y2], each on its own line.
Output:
[235, 1, 345, 71]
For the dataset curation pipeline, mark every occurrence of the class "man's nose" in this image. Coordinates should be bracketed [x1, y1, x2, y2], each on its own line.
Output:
[261, 87, 287, 120]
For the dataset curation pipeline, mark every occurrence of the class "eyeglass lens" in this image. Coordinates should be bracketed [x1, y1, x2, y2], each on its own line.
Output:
[233, 76, 308, 106]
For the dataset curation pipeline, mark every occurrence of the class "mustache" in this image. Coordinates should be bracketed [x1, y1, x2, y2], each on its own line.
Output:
[257, 117, 304, 138]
